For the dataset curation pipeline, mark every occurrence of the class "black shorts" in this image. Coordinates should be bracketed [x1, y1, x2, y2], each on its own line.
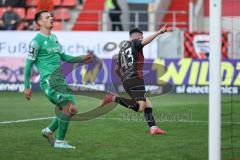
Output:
[123, 78, 146, 101]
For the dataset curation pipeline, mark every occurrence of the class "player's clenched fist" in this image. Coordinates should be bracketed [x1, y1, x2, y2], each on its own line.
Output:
[82, 54, 93, 64]
[24, 88, 32, 100]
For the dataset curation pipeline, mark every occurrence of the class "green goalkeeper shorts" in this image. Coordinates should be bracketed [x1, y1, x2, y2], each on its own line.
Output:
[44, 85, 76, 108]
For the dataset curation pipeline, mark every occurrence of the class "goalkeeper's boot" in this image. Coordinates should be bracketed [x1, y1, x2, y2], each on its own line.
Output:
[100, 92, 115, 107]
[150, 126, 167, 135]
[54, 140, 76, 149]
[41, 128, 55, 146]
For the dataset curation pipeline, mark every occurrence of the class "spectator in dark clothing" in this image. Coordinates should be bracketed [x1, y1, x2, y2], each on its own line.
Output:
[1, 6, 21, 30]
[108, 0, 123, 31]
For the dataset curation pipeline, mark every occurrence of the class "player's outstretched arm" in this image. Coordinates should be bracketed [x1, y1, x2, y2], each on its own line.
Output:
[24, 59, 34, 100]
[141, 24, 172, 46]
[60, 52, 93, 64]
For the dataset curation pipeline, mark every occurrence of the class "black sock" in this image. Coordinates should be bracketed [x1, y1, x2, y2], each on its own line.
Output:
[144, 107, 156, 128]
[115, 97, 139, 112]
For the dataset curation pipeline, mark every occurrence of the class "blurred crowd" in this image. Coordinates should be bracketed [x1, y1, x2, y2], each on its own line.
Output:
[0, 0, 123, 31]
[0, 0, 25, 30]
[0, 0, 56, 31]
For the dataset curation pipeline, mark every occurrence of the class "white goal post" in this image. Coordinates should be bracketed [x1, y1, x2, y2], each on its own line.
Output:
[209, 0, 222, 160]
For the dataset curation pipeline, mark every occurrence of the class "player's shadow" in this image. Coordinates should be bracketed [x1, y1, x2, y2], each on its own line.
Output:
[52, 57, 173, 122]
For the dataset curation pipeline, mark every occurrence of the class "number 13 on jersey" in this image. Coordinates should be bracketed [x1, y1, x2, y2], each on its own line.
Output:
[120, 48, 133, 70]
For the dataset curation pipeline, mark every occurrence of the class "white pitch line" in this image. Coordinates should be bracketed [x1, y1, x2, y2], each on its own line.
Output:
[0, 117, 54, 124]
[0, 117, 240, 125]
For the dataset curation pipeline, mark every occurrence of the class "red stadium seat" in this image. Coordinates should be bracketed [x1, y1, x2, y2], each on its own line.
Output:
[72, 0, 104, 31]
[14, 8, 25, 19]
[52, 21, 63, 30]
[54, 8, 70, 21]
[62, 0, 76, 7]
[17, 21, 25, 30]
[0, 7, 7, 17]
[26, 0, 39, 7]
[26, 8, 38, 20]
[53, 0, 62, 6]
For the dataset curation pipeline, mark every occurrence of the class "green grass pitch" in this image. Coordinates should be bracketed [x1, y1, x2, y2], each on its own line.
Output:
[0, 92, 239, 160]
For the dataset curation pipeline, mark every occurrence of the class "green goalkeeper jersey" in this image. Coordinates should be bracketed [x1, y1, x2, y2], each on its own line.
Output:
[24, 33, 84, 90]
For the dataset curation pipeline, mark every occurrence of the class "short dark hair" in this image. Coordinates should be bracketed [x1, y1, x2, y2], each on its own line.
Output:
[129, 28, 143, 36]
[34, 10, 49, 25]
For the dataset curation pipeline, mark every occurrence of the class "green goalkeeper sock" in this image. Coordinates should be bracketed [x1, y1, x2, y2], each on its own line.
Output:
[57, 112, 70, 140]
[47, 117, 58, 132]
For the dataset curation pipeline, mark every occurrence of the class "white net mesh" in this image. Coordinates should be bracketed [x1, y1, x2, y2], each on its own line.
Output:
[221, 15, 240, 160]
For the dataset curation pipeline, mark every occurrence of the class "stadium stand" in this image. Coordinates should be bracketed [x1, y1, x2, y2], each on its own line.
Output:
[72, 0, 105, 31]
[62, 0, 77, 8]
[0, 0, 196, 31]
[17, 21, 25, 30]
[26, 7, 38, 20]
[162, 0, 196, 30]
[0, 0, 78, 30]
[0, 7, 7, 17]
[14, 8, 25, 19]
[52, 21, 63, 30]
[26, 0, 39, 7]
[54, 8, 71, 21]
[53, 0, 62, 7]
[3, 0, 238, 32]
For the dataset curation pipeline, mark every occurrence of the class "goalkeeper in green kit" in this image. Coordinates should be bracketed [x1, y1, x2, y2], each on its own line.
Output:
[24, 10, 93, 149]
